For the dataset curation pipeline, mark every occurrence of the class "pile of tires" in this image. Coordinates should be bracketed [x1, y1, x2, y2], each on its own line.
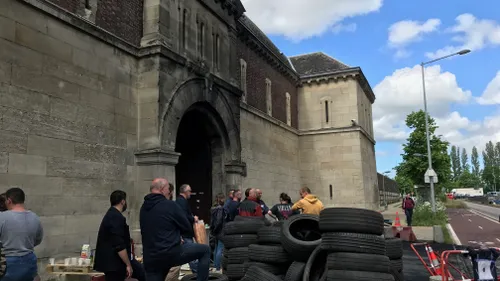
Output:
[220, 217, 265, 280]
[385, 238, 404, 281]
[318, 208, 395, 281]
[240, 214, 322, 281]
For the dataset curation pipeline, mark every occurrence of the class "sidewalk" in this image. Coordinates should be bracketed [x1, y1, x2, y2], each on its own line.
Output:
[381, 203, 435, 241]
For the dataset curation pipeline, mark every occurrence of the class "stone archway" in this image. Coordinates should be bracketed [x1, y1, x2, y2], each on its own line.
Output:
[160, 78, 243, 222]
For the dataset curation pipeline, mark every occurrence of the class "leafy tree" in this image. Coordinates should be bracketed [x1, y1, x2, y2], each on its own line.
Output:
[456, 148, 462, 177]
[461, 148, 469, 173]
[395, 110, 452, 190]
[482, 141, 496, 191]
[471, 146, 480, 178]
[450, 146, 460, 181]
[395, 174, 413, 194]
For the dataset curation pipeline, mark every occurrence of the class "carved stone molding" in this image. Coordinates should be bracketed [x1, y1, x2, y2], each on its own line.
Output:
[135, 148, 181, 166]
[225, 161, 247, 176]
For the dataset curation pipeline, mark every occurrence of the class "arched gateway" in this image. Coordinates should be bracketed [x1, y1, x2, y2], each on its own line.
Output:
[160, 78, 243, 222]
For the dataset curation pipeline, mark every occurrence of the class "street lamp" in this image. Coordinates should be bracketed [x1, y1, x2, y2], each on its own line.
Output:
[420, 49, 471, 213]
[382, 170, 391, 210]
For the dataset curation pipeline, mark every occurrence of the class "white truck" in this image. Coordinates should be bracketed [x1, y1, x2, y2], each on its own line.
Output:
[451, 188, 483, 198]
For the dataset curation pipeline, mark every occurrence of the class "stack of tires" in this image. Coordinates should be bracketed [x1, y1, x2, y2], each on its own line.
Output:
[221, 217, 265, 280]
[318, 208, 395, 281]
[244, 223, 291, 278]
[385, 238, 404, 281]
[238, 214, 322, 281]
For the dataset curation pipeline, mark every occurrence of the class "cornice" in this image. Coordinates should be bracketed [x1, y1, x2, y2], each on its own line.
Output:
[134, 149, 180, 166]
[299, 68, 376, 104]
[300, 126, 376, 145]
[213, 0, 245, 19]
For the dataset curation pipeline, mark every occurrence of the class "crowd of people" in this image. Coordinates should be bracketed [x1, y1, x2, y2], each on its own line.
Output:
[0, 179, 325, 281]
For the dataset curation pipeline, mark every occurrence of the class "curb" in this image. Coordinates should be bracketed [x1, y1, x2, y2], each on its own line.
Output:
[446, 223, 462, 245]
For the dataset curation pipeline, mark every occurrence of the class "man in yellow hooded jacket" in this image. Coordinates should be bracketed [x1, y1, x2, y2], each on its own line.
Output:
[292, 187, 324, 215]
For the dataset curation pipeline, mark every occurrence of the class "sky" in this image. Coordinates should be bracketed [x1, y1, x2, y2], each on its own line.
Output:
[241, 0, 500, 177]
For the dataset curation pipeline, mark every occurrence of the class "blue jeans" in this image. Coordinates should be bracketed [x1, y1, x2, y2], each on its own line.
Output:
[213, 240, 224, 270]
[183, 237, 199, 273]
[1, 252, 37, 281]
[145, 242, 210, 281]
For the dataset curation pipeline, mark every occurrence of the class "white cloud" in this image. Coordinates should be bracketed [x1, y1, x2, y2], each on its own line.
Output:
[332, 23, 357, 34]
[241, 0, 382, 41]
[387, 19, 440, 59]
[477, 71, 500, 105]
[374, 65, 500, 155]
[426, 14, 500, 59]
[388, 19, 441, 46]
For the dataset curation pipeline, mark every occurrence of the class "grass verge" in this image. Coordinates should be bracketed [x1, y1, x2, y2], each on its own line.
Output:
[441, 224, 453, 244]
[444, 199, 467, 209]
[412, 206, 448, 226]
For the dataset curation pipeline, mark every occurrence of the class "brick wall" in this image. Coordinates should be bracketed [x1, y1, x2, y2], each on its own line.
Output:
[96, 0, 143, 46]
[236, 39, 298, 128]
[46, 0, 143, 46]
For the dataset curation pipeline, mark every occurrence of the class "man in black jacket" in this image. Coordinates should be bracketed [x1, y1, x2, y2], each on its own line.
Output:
[94, 190, 145, 281]
[140, 178, 210, 281]
[176, 184, 199, 273]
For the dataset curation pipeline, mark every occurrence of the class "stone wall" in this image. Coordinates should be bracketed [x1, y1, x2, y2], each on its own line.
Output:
[240, 106, 301, 206]
[0, 0, 138, 258]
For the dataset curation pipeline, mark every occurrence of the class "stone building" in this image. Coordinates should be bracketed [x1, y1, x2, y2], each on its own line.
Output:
[0, 0, 378, 258]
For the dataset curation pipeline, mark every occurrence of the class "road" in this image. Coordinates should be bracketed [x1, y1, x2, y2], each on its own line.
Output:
[465, 202, 500, 220]
[447, 203, 500, 247]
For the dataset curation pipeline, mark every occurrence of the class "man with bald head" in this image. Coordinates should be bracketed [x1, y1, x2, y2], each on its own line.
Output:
[255, 189, 269, 215]
[140, 178, 210, 281]
[238, 188, 263, 217]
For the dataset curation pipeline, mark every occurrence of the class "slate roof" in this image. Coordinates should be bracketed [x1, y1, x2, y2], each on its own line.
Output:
[238, 15, 294, 70]
[289, 52, 351, 77]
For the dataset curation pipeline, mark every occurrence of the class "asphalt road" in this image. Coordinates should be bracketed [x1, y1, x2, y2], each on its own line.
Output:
[465, 202, 500, 220]
[447, 206, 500, 247]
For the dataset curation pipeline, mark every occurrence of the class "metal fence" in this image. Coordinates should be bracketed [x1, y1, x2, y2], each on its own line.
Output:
[378, 173, 401, 206]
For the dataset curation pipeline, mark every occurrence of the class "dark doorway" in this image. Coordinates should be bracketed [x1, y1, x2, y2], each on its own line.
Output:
[175, 106, 218, 223]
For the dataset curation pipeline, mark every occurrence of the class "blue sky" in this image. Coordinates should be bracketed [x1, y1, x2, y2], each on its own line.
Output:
[242, 0, 500, 177]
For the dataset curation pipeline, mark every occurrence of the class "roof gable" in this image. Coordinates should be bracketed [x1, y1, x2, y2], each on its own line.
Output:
[289, 52, 350, 77]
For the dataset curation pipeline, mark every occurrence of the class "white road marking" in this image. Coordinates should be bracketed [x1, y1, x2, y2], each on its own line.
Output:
[478, 226, 483, 230]
[496, 238, 500, 243]
[468, 209, 500, 225]
[447, 223, 462, 245]
[485, 242, 495, 245]
[468, 219, 472, 222]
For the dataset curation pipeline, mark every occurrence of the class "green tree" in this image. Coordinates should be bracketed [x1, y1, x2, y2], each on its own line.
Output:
[456, 148, 462, 177]
[395, 110, 452, 190]
[461, 147, 470, 172]
[471, 146, 480, 178]
[482, 141, 496, 191]
[450, 146, 460, 181]
[395, 174, 413, 194]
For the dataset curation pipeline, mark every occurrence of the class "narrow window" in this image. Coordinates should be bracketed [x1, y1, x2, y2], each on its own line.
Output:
[198, 22, 205, 58]
[240, 59, 247, 102]
[286, 92, 291, 126]
[214, 34, 220, 69]
[182, 9, 187, 49]
[325, 101, 329, 123]
[84, 0, 91, 9]
[266, 79, 272, 115]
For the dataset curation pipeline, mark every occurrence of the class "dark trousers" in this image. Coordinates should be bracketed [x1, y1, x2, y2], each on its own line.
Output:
[105, 259, 145, 281]
[405, 208, 413, 226]
[145, 243, 211, 281]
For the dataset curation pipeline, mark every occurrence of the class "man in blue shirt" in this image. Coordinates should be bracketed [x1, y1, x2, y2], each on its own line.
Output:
[176, 184, 199, 273]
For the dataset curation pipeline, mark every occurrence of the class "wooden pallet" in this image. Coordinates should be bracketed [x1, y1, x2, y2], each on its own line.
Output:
[46, 264, 92, 273]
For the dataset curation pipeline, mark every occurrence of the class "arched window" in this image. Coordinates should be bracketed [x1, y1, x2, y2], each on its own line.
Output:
[285, 92, 291, 126]
[240, 59, 247, 102]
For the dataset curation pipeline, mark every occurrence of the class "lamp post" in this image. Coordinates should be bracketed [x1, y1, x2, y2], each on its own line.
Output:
[382, 170, 391, 210]
[420, 49, 471, 213]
